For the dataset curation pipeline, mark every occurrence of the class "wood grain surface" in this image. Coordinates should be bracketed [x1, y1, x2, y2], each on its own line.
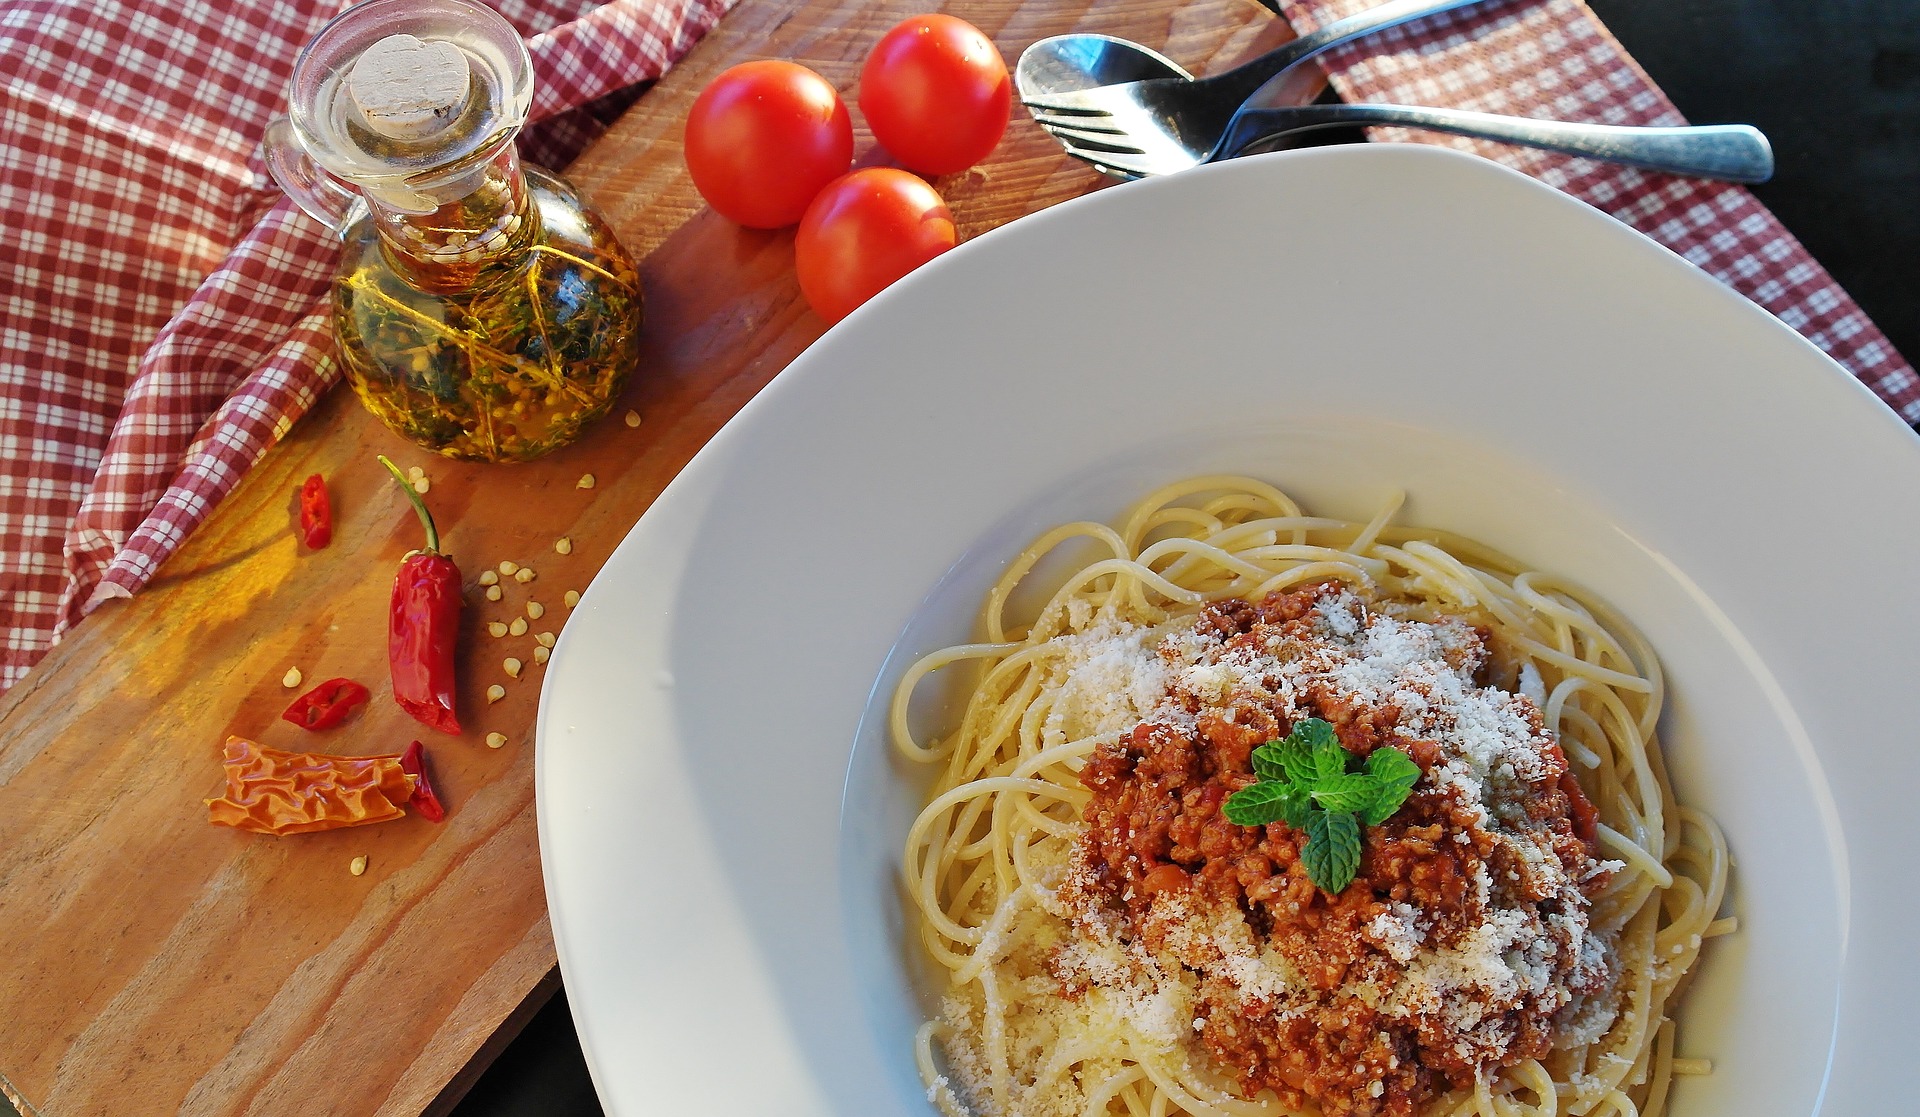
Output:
[0, 1, 1295, 1113]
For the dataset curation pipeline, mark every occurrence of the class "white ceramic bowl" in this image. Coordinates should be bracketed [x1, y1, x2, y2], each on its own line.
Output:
[538, 145, 1920, 1116]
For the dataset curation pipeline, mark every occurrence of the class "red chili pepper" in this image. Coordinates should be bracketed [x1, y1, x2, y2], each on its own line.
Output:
[206, 736, 447, 833]
[281, 677, 371, 731]
[298, 473, 333, 549]
[379, 455, 461, 735]
[400, 740, 447, 822]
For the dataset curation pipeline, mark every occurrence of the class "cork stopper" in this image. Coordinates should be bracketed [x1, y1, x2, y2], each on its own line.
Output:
[347, 34, 471, 140]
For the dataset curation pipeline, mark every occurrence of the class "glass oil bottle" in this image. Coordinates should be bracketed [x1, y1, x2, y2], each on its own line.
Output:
[264, 0, 641, 461]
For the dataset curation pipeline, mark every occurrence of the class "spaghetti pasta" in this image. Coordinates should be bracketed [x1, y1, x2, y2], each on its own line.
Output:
[894, 476, 1729, 1117]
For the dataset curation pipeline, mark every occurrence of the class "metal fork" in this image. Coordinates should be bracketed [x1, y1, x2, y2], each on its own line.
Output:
[1019, 0, 1496, 171]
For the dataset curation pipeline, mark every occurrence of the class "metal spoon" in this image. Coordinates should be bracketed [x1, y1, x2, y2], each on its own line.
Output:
[1019, 19, 1771, 185]
[1013, 36, 1201, 180]
[1017, 0, 1495, 179]
[1015, 34, 1196, 97]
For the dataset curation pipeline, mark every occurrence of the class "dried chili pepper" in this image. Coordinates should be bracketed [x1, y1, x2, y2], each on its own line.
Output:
[298, 472, 333, 549]
[400, 740, 446, 822]
[205, 736, 446, 834]
[379, 455, 462, 734]
[281, 677, 371, 731]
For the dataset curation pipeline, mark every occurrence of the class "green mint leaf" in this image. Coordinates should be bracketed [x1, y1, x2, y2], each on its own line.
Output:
[1291, 717, 1338, 754]
[1302, 809, 1363, 893]
[1271, 731, 1316, 785]
[1224, 782, 1293, 826]
[1311, 773, 1384, 813]
[1250, 741, 1290, 783]
[1275, 782, 1314, 828]
[1359, 747, 1422, 826]
[1224, 780, 1312, 829]
[1310, 725, 1348, 786]
[1356, 792, 1399, 828]
[1366, 745, 1421, 783]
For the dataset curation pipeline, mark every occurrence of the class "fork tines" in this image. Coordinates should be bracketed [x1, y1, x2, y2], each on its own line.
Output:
[1026, 109, 1131, 136]
[1017, 90, 1117, 116]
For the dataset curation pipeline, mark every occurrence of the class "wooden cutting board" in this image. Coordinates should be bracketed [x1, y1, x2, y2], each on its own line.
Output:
[0, 1, 1294, 1113]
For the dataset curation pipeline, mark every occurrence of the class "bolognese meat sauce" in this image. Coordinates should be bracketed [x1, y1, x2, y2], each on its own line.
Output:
[1059, 584, 1617, 1117]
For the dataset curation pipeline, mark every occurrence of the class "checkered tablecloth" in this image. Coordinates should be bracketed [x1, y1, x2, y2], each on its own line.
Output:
[1, 0, 1913, 695]
[1278, 0, 1918, 416]
[0, 0, 733, 692]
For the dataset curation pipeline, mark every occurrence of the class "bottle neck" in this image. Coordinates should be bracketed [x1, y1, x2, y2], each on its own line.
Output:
[368, 142, 537, 294]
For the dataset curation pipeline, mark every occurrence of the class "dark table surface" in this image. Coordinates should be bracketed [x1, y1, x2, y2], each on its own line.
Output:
[447, 2, 1920, 1115]
[1592, 0, 1919, 381]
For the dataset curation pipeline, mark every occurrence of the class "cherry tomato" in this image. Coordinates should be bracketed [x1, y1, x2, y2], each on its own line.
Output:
[795, 168, 957, 325]
[684, 60, 854, 229]
[859, 14, 1010, 177]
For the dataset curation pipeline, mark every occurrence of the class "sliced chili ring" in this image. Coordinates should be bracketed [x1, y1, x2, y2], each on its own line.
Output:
[281, 677, 372, 731]
[298, 472, 333, 549]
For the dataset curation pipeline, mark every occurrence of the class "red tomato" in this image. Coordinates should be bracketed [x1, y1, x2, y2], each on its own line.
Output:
[794, 168, 957, 325]
[859, 14, 1010, 177]
[684, 60, 854, 229]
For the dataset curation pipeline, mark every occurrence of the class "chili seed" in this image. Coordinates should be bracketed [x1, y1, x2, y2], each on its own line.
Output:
[508, 617, 528, 637]
[488, 621, 508, 638]
[526, 600, 545, 620]
[624, 410, 641, 428]
[487, 684, 506, 704]
[479, 569, 499, 586]
[485, 585, 503, 602]
[486, 732, 507, 749]
[514, 567, 535, 583]
[554, 536, 572, 555]
[282, 666, 303, 688]
[504, 657, 522, 679]
[576, 474, 595, 490]
[533, 645, 550, 665]
[536, 631, 556, 648]
[563, 589, 580, 608]
[498, 560, 520, 576]
[350, 855, 368, 876]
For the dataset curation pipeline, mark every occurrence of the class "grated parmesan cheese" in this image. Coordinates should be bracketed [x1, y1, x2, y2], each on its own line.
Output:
[944, 585, 1622, 1117]
[1036, 619, 1171, 745]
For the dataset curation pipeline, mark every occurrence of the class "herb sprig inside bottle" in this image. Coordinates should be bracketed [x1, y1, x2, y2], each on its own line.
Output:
[1222, 718, 1421, 893]
[261, 1, 644, 463]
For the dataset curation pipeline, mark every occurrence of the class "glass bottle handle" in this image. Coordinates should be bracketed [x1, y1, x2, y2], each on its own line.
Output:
[262, 117, 359, 237]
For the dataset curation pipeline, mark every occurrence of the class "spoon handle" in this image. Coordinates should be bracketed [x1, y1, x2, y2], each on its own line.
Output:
[1217, 0, 1497, 107]
[1226, 104, 1776, 183]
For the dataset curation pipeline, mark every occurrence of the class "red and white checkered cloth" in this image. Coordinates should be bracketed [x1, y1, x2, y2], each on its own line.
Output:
[2, 0, 1913, 695]
[0, 0, 733, 692]
[1278, 0, 1918, 416]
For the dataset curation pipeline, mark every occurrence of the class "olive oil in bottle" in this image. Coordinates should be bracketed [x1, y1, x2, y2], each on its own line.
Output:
[265, 0, 642, 461]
